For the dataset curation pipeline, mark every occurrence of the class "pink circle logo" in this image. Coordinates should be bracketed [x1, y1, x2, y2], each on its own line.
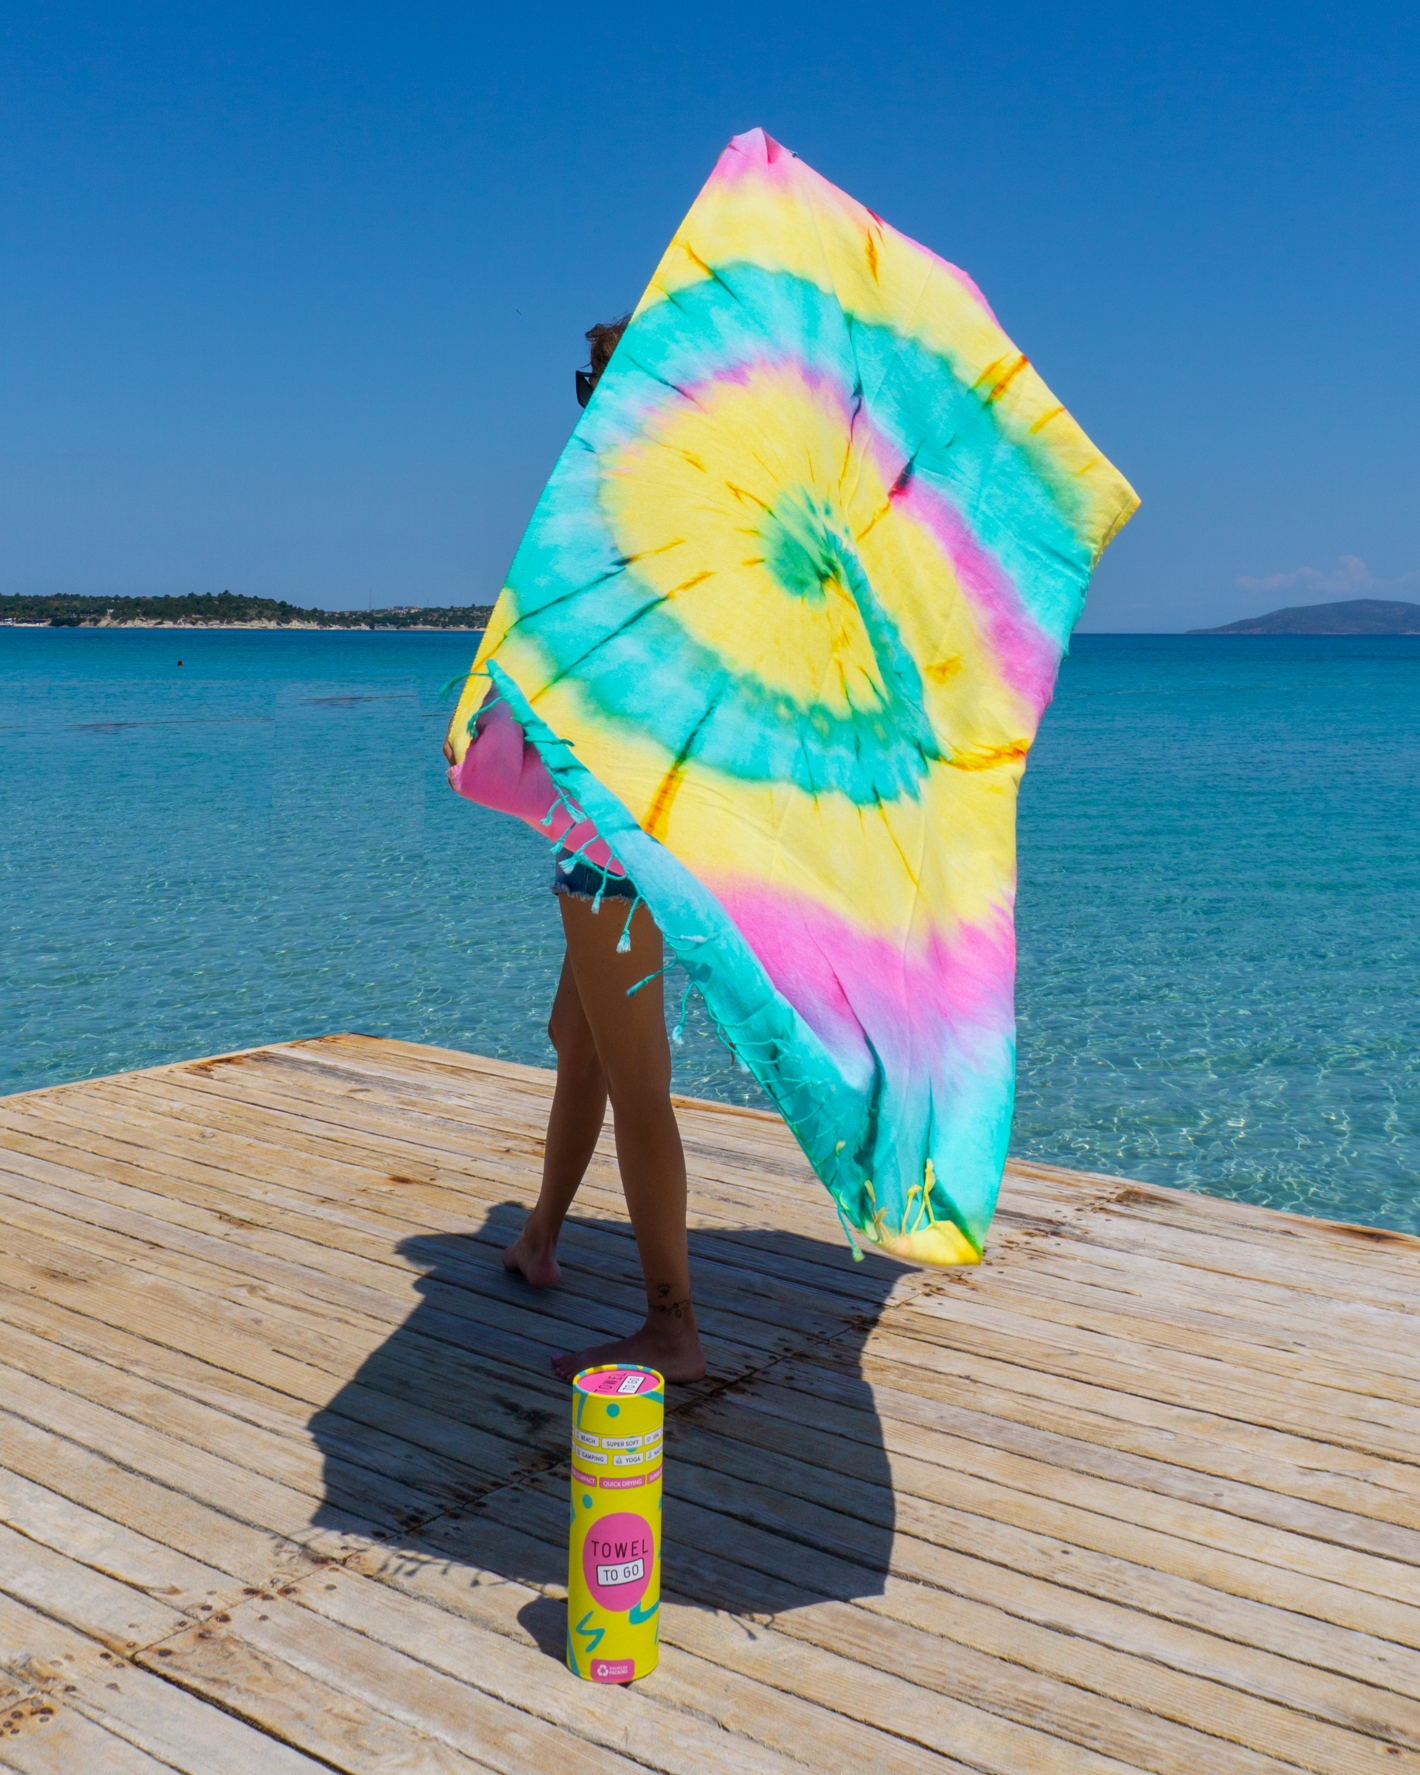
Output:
[582, 1512, 655, 1612]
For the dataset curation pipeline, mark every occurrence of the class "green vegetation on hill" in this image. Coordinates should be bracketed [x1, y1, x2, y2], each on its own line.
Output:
[0, 591, 493, 629]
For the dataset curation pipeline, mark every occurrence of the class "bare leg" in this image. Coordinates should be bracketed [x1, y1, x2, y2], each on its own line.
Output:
[502, 954, 608, 1288]
[549, 892, 706, 1384]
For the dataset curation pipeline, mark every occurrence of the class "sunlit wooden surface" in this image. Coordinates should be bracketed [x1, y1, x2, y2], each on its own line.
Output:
[0, 1033, 1417, 1772]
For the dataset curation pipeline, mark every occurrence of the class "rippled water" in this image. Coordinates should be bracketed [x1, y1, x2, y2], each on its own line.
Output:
[2, 628, 1416, 1233]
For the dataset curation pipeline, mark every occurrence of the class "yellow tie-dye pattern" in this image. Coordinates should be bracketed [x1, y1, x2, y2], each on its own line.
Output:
[492, 626, 1021, 939]
[637, 156, 1132, 555]
[597, 364, 1034, 749]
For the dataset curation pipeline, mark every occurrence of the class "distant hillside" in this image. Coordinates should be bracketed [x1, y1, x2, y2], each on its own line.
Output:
[1190, 598, 1420, 636]
[0, 592, 494, 630]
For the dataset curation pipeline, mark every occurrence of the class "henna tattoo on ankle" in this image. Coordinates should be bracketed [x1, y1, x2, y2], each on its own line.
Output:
[648, 1297, 692, 1320]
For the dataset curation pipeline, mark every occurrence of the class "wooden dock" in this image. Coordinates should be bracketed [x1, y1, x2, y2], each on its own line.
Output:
[0, 1035, 1417, 1773]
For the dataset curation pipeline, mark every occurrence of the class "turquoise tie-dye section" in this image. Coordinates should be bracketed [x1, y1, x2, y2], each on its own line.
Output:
[508, 267, 1100, 805]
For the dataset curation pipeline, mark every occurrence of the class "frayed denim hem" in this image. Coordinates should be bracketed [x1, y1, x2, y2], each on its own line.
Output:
[551, 879, 636, 905]
[551, 852, 637, 905]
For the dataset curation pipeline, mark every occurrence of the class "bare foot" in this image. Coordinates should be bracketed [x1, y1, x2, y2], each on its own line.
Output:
[551, 1314, 707, 1385]
[501, 1224, 562, 1289]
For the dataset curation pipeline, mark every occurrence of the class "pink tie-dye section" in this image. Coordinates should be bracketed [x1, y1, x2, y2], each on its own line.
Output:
[448, 695, 624, 873]
[706, 875, 1016, 1086]
[888, 470, 1061, 717]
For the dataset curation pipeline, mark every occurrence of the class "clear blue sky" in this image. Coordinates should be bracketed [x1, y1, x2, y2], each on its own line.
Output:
[2, 1, 1415, 630]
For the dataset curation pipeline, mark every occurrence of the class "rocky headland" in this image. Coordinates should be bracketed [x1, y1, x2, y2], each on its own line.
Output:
[1190, 597, 1420, 635]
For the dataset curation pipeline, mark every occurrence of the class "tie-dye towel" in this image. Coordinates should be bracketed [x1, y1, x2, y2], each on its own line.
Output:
[448, 127, 1137, 1265]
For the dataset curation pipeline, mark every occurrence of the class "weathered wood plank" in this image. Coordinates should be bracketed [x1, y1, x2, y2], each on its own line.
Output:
[898, 1292, 1420, 1446]
[467, 1478, 1407, 1774]
[113, 1059, 860, 1238]
[139, 1603, 621, 1775]
[845, 1339, 1420, 1505]
[1056, 1211, 1420, 1312]
[0, 1111, 897, 1338]
[0, 1318, 492, 1510]
[1003, 1248, 1420, 1374]
[301, 1563, 1144, 1775]
[0, 1522, 185, 1654]
[346, 1529, 971, 1775]
[0, 1275, 574, 1490]
[0, 1697, 178, 1773]
[0, 1397, 966, 1772]
[470, 1473, 1420, 1727]
[0, 1100, 905, 1315]
[0, 1368, 432, 1548]
[0, 1136, 871, 1361]
[756, 1354, 1420, 1533]
[0, 1589, 330, 1772]
[912, 1272, 1420, 1409]
[0, 1405, 339, 1590]
[408, 1475, 1420, 1764]
[2, 1034, 1417, 1775]
[0, 1468, 234, 1618]
[0, 1187, 641, 1390]
[686, 1369, 1420, 1563]
[879, 1311, 1420, 1466]
[662, 1415, 1420, 1639]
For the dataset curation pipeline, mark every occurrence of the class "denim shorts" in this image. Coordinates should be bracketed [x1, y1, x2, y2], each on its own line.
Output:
[551, 849, 638, 903]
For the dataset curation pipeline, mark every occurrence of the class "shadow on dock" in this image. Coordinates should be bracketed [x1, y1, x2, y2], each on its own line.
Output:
[307, 1199, 903, 1636]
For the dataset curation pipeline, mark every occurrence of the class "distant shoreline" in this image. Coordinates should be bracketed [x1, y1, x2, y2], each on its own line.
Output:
[9, 621, 1420, 637]
[0, 619, 486, 632]
[0, 593, 496, 631]
[1188, 596, 1420, 636]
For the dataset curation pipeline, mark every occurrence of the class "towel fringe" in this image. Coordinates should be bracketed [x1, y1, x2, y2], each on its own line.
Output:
[626, 955, 672, 997]
[438, 671, 473, 700]
[463, 690, 506, 736]
[834, 1201, 866, 1261]
[616, 894, 644, 954]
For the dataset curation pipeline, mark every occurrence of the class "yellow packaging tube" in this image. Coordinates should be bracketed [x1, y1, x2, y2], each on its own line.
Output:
[567, 1364, 664, 1682]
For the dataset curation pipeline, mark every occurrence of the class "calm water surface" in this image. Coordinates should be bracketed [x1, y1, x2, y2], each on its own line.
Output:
[2, 628, 1416, 1233]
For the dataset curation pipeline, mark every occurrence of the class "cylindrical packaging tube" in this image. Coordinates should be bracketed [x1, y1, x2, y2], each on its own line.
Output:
[566, 1364, 664, 1682]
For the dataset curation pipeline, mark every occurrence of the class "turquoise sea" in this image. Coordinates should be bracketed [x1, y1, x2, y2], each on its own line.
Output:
[2, 628, 1416, 1234]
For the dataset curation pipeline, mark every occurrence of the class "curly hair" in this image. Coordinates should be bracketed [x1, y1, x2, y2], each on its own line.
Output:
[586, 315, 631, 378]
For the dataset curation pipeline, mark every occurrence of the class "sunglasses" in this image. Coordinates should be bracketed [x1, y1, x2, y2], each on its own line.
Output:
[575, 370, 596, 409]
